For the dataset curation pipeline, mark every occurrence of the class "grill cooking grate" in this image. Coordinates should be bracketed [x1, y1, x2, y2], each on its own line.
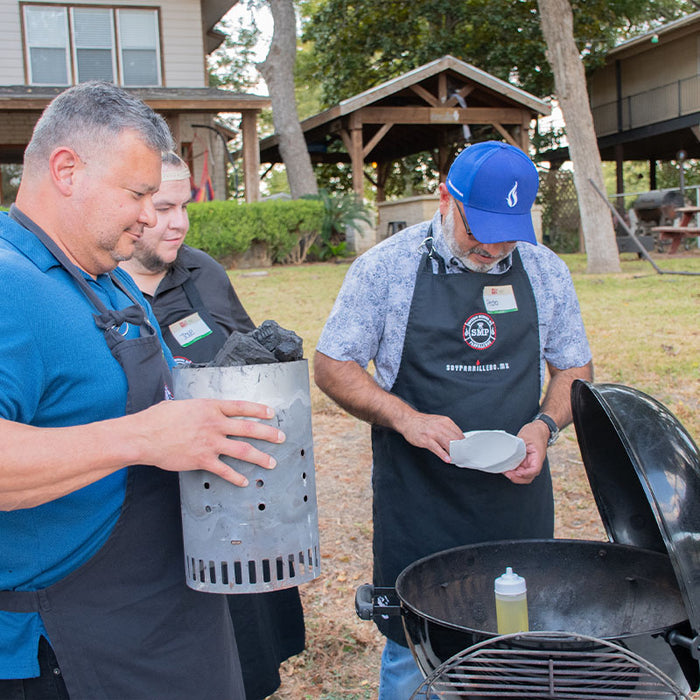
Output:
[411, 632, 690, 699]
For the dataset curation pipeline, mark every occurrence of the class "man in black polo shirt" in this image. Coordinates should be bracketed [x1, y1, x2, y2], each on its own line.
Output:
[120, 151, 254, 364]
[120, 152, 305, 700]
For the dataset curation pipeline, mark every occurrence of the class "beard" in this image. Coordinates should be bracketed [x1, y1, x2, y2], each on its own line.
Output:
[442, 204, 513, 273]
[133, 246, 170, 273]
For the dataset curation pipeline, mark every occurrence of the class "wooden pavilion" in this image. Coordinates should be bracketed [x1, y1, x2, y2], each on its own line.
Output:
[257, 55, 550, 200]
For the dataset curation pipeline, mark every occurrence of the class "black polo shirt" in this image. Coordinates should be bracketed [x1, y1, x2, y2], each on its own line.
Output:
[145, 245, 254, 342]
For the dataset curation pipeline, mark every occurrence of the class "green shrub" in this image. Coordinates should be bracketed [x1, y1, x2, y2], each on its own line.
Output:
[302, 189, 372, 261]
[186, 198, 325, 264]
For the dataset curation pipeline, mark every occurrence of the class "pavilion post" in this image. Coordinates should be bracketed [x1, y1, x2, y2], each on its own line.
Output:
[241, 110, 261, 203]
[349, 113, 364, 199]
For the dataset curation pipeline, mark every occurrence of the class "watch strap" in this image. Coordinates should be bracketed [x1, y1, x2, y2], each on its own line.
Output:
[534, 412, 559, 446]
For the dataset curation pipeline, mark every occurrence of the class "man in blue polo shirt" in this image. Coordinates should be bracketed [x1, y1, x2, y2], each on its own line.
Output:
[315, 142, 593, 697]
[0, 82, 285, 700]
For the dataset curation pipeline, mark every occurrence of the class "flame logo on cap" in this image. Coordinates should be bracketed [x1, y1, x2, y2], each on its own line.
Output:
[507, 182, 518, 208]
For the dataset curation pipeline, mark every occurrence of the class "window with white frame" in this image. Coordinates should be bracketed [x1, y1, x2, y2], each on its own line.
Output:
[22, 4, 161, 87]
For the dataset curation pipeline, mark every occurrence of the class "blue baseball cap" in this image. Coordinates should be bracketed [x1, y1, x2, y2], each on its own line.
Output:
[445, 141, 539, 245]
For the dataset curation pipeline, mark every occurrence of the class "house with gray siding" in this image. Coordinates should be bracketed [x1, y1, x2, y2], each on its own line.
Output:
[0, 0, 268, 202]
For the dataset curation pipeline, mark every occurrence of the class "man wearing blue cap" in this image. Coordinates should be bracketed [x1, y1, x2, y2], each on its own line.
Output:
[314, 141, 593, 697]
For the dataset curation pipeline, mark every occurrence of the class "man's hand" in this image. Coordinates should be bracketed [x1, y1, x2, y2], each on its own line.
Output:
[395, 411, 464, 463]
[503, 361, 593, 485]
[504, 419, 550, 484]
[133, 399, 286, 487]
[0, 399, 286, 510]
[314, 352, 463, 462]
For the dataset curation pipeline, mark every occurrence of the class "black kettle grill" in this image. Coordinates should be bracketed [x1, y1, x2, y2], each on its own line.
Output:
[356, 381, 700, 698]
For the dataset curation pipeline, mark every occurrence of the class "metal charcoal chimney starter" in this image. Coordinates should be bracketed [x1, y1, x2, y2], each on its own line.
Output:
[173, 360, 321, 594]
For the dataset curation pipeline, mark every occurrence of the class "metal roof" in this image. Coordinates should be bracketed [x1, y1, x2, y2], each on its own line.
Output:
[334, 55, 550, 117]
[605, 10, 700, 59]
[258, 55, 549, 165]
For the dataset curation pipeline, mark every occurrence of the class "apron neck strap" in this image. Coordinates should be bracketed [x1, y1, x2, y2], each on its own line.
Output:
[9, 204, 143, 315]
[421, 226, 447, 274]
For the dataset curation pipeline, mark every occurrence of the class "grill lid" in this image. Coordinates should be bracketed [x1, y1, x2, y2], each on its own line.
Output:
[571, 380, 700, 633]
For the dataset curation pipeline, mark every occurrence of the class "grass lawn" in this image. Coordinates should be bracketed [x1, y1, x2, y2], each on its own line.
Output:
[228, 249, 700, 699]
[230, 250, 700, 440]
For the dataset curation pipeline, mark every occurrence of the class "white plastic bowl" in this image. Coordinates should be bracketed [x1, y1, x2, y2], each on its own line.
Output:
[448, 430, 526, 473]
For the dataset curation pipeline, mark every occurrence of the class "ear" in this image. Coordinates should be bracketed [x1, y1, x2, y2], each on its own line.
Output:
[438, 182, 451, 217]
[49, 147, 81, 196]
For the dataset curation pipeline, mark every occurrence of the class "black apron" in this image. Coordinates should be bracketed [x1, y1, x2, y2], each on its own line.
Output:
[0, 207, 245, 699]
[372, 236, 554, 644]
[160, 275, 228, 364]
[152, 271, 305, 700]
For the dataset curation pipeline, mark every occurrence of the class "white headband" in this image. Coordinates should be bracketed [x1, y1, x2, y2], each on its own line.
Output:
[161, 163, 191, 182]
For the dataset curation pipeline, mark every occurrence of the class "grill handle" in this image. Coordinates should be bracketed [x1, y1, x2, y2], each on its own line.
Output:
[666, 629, 700, 659]
[355, 584, 401, 620]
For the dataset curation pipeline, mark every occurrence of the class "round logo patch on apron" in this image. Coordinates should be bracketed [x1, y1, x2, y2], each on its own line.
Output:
[463, 312, 496, 349]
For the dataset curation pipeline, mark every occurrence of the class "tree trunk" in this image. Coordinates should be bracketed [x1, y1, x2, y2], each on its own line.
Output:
[537, 0, 621, 273]
[257, 0, 318, 198]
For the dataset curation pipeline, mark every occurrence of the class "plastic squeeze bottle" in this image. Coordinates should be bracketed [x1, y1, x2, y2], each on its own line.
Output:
[494, 567, 529, 634]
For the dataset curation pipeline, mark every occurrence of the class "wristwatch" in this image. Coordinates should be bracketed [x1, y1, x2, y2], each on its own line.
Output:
[533, 412, 560, 446]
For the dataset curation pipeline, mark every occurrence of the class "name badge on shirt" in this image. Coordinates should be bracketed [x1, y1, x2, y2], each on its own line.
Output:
[169, 312, 213, 347]
[483, 285, 518, 314]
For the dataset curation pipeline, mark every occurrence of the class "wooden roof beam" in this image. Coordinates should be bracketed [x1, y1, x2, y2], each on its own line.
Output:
[338, 128, 352, 154]
[491, 122, 519, 149]
[359, 106, 530, 124]
[521, 114, 532, 151]
[443, 85, 476, 107]
[410, 84, 441, 107]
[439, 73, 448, 103]
[362, 123, 394, 158]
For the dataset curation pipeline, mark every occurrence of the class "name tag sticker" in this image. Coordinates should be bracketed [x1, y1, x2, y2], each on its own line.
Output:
[169, 312, 213, 347]
[483, 285, 518, 314]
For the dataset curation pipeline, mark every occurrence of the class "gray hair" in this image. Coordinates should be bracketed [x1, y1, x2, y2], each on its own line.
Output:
[24, 81, 173, 166]
[162, 151, 187, 169]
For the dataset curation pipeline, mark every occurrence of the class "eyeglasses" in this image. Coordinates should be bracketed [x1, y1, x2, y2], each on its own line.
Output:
[453, 199, 475, 239]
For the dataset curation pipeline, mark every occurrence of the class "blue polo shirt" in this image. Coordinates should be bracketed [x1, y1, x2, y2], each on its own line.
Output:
[0, 212, 172, 678]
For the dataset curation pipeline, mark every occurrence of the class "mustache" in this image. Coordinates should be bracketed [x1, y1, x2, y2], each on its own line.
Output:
[468, 246, 497, 258]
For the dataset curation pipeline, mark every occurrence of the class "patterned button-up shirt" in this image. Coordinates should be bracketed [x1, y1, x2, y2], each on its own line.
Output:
[317, 210, 591, 391]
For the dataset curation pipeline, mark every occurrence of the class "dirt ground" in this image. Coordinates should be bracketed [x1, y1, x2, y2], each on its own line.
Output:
[244, 251, 700, 698]
[269, 395, 611, 699]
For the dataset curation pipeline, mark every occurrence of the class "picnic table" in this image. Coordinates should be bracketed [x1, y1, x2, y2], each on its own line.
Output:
[652, 205, 700, 253]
